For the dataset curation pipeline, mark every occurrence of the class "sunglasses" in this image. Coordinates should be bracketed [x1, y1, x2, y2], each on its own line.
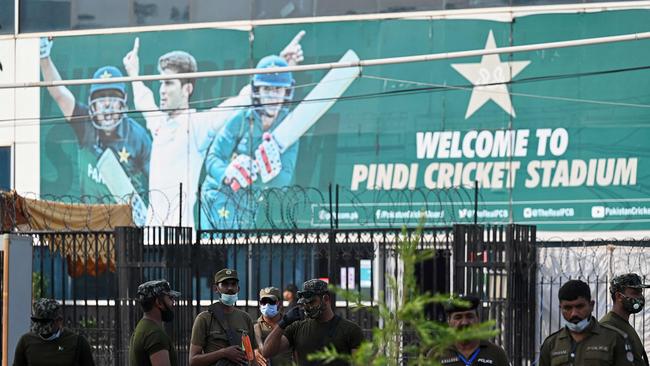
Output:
[260, 298, 278, 305]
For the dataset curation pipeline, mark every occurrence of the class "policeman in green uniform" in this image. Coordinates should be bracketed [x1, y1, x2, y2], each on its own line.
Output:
[188, 268, 259, 366]
[13, 298, 95, 366]
[254, 287, 293, 366]
[129, 280, 181, 366]
[262, 279, 364, 366]
[431, 295, 510, 365]
[539, 279, 633, 366]
[600, 273, 650, 366]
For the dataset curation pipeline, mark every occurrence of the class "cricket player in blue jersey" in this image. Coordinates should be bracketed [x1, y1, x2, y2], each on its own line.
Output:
[201, 55, 299, 229]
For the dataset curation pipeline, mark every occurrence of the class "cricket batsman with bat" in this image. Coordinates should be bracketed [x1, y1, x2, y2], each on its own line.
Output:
[122, 31, 305, 229]
[40, 37, 151, 223]
[201, 49, 361, 230]
[202, 54, 299, 230]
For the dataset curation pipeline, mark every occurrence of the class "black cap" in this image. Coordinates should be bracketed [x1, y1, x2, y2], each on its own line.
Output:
[610, 273, 650, 295]
[444, 295, 480, 314]
[297, 279, 328, 304]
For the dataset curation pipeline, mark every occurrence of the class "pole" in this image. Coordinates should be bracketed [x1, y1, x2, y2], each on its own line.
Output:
[197, 183, 202, 235]
[474, 180, 478, 225]
[179, 182, 183, 228]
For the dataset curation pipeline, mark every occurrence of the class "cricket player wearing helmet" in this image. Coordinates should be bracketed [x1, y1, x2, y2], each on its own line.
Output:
[201, 55, 300, 230]
[40, 38, 151, 203]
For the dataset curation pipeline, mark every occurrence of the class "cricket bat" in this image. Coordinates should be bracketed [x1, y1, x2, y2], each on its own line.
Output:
[96, 149, 147, 226]
[272, 49, 361, 152]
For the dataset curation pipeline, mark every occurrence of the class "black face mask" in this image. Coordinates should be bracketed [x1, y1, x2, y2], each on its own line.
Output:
[622, 294, 645, 314]
[161, 302, 174, 322]
[303, 295, 326, 319]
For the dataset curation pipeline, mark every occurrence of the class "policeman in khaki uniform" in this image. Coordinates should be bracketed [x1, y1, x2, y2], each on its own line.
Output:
[600, 274, 650, 366]
[540, 279, 634, 366]
[430, 295, 510, 365]
[253, 287, 293, 366]
[189, 268, 259, 366]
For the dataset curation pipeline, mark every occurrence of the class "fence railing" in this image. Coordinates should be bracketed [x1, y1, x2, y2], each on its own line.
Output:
[11, 224, 544, 365]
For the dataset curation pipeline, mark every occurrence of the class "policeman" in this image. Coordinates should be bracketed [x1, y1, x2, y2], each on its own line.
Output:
[189, 268, 259, 366]
[254, 287, 293, 366]
[13, 298, 95, 366]
[262, 279, 364, 366]
[539, 279, 633, 366]
[283, 284, 298, 313]
[129, 279, 181, 366]
[600, 273, 650, 366]
[431, 295, 510, 365]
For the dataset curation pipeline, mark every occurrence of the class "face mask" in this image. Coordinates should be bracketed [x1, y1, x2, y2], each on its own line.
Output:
[221, 293, 238, 307]
[260, 304, 279, 318]
[565, 317, 590, 333]
[622, 294, 645, 314]
[161, 302, 174, 323]
[303, 296, 326, 319]
[39, 328, 62, 341]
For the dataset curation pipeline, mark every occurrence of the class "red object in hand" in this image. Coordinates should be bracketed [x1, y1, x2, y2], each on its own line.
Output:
[242, 333, 254, 361]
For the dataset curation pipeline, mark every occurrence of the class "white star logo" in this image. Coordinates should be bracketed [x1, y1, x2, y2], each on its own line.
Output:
[451, 30, 531, 119]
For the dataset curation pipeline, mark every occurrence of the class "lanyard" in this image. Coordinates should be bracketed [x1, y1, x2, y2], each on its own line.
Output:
[456, 348, 480, 366]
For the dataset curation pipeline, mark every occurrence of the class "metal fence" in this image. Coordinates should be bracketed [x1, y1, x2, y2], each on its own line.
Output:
[197, 226, 456, 329]
[15, 224, 538, 365]
[453, 224, 537, 366]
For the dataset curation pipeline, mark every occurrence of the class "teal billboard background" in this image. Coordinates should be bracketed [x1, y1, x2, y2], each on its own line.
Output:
[39, 9, 650, 231]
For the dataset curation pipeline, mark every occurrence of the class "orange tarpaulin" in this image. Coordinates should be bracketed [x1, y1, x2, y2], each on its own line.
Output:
[1, 191, 135, 277]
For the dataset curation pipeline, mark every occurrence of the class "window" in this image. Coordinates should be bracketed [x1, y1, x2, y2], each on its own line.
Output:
[17, 0, 647, 33]
[0, 146, 10, 191]
[0, 0, 14, 34]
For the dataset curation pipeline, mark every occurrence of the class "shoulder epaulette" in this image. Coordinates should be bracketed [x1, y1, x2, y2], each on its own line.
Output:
[600, 323, 628, 339]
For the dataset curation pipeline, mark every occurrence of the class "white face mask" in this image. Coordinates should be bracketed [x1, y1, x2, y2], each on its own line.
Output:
[260, 304, 279, 318]
[220, 293, 238, 307]
[565, 317, 590, 333]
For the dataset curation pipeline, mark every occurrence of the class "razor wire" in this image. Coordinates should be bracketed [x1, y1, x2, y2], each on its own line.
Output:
[1, 184, 486, 231]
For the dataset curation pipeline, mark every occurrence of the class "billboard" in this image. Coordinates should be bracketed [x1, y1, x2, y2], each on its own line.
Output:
[38, 8, 650, 231]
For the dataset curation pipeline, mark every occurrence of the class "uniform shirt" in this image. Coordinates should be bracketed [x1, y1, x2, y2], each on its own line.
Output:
[435, 340, 510, 365]
[132, 82, 247, 228]
[202, 108, 299, 229]
[70, 103, 151, 201]
[129, 318, 177, 366]
[539, 318, 634, 366]
[600, 311, 649, 366]
[284, 315, 364, 366]
[255, 315, 293, 366]
[190, 306, 258, 354]
[13, 329, 95, 366]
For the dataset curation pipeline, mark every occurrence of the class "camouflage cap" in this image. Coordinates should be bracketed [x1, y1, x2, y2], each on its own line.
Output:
[136, 280, 181, 301]
[259, 287, 281, 302]
[31, 298, 62, 335]
[610, 273, 650, 295]
[214, 268, 238, 284]
[297, 279, 329, 304]
[31, 298, 62, 321]
[443, 295, 480, 314]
